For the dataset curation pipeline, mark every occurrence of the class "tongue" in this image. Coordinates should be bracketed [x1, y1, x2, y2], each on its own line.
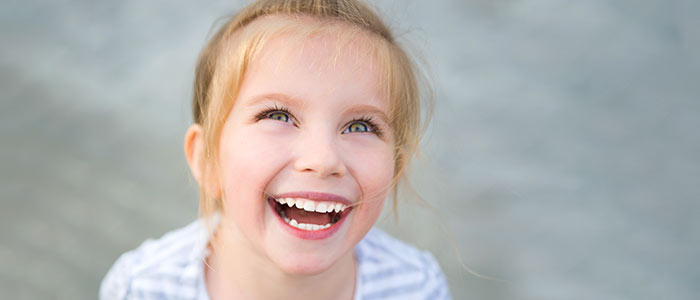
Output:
[285, 207, 331, 225]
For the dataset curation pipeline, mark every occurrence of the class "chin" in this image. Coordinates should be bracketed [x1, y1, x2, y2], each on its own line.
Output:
[270, 249, 346, 276]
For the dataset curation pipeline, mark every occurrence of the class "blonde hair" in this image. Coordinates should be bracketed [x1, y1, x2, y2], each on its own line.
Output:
[192, 0, 432, 224]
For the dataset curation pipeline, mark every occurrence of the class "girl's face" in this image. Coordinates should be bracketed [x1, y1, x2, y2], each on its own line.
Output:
[216, 30, 394, 275]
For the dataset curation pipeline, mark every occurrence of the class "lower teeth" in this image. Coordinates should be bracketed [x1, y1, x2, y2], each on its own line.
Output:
[276, 204, 337, 231]
[284, 217, 332, 231]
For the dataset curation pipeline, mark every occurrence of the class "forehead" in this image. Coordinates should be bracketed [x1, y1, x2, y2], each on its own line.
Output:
[238, 16, 388, 110]
[246, 14, 383, 60]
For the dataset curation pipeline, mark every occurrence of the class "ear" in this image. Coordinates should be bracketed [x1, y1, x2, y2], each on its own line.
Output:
[184, 124, 221, 199]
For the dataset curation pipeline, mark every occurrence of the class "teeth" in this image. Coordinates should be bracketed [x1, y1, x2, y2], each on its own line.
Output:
[273, 197, 349, 214]
[275, 197, 295, 207]
[283, 217, 332, 231]
[315, 203, 328, 213]
[303, 201, 316, 212]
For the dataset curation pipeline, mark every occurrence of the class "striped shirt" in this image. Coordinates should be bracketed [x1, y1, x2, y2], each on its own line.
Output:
[100, 219, 452, 300]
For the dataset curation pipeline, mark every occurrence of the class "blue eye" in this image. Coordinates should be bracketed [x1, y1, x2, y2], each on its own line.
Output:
[343, 117, 383, 137]
[267, 112, 290, 122]
[344, 121, 372, 134]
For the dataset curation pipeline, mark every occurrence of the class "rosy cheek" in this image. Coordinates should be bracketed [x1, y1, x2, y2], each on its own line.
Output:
[218, 128, 286, 195]
[345, 143, 394, 198]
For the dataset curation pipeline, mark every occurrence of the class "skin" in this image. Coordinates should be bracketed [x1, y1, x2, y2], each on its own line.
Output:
[184, 20, 395, 300]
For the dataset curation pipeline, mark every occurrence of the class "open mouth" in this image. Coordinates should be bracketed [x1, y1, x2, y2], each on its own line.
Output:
[268, 197, 352, 231]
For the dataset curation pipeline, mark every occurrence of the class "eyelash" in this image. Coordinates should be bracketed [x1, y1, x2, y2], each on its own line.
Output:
[255, 104, 293, 123]
[255, 105, 383, 137]
[348, 116, 383, 137]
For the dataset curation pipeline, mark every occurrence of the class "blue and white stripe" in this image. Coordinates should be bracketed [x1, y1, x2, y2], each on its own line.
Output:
[100, 220, 452, 300]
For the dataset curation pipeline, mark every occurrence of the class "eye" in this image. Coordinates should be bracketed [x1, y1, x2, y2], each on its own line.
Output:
[255, 105, 294, 124]
[267, 112, 290, 122]
[342, 117, 381, 137]
[346, 122, 370, 133]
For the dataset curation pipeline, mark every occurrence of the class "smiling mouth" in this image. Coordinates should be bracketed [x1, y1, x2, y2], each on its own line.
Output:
[268, 197, 352, 231]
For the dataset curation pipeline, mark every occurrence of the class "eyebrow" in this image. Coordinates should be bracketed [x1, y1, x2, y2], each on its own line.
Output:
[343, 104, 390, 126]
[245, 93, 308, 109]
[246, 93, 390, 125]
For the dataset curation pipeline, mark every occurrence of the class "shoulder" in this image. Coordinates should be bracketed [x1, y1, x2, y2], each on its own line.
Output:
[355, 228, 452, 300]
[99, 220, 207, 300]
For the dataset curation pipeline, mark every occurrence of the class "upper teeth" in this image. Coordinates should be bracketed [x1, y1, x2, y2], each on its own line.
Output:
[275, 197, 348, 213]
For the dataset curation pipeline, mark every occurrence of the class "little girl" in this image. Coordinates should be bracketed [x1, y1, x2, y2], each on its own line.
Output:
[101, 0, 451, 299]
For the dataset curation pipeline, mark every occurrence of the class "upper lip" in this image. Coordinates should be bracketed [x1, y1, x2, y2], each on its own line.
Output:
[272, 191, 352, 205]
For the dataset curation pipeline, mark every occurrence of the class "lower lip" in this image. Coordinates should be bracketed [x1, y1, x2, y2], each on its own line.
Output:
[268, 198, 349, 240]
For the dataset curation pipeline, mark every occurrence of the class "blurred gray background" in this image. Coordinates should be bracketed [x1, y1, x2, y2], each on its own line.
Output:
[1, 0, 699, 299]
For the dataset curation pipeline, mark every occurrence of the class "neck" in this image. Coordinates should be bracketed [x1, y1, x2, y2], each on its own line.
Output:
[204, 219, 357, 300]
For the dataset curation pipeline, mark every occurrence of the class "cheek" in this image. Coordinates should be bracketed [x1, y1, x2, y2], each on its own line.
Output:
[346, 142, 395, 206]
[217, 126, 291, 212]
[346, 146, 393, 234]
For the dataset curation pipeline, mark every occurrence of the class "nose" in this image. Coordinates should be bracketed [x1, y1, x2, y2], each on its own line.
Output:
[293, 130, 347, 178]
